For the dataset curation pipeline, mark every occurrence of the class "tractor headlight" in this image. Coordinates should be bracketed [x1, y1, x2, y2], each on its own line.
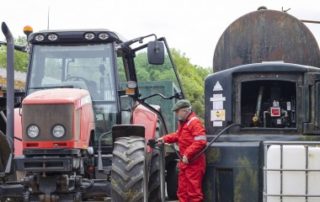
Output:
[52, 124, 65, 138]
[47, 33, 58, 41]
[34, 34, 45, 42]
[84, 32, 95, 40]
[98, 32, 109, 40]
[27, 125, 40, 138]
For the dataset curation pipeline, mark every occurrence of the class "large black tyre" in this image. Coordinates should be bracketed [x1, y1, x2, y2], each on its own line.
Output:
[166, 160, 178, 200]
[148, 120, 162, 202]
[111, 136, 145, 202]
[148, 150, 161, 202]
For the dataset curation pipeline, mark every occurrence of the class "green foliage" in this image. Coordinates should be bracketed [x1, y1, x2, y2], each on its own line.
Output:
[0, 36, 28, 72]
[134, 52, 177, 83]
[171, 49, 212, 118]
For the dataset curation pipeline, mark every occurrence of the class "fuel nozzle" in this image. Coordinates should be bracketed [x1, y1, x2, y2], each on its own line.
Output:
[252, 86, 264, 127]
[252, 114, 259, 126]
[147, 139, 158, 148]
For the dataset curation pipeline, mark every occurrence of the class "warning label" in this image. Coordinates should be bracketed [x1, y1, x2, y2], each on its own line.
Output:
[211, 110, 226, 121]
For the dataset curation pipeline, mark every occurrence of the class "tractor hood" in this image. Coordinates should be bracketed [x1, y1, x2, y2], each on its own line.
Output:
[23, 88, 91, 107]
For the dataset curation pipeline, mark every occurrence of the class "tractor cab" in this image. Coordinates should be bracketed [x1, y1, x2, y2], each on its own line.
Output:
[26, 30, 122, 150]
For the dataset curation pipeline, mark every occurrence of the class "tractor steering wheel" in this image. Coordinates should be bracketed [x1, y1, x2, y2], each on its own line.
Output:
[66, 75, 89, 84]
[66, 76, 99, 98]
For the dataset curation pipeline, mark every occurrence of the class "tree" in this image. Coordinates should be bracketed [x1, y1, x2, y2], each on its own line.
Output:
[171, 49, 212, 119]
[0, 36, 28, 72]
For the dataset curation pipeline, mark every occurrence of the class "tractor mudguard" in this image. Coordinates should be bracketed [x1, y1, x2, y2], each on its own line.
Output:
[112, 124, 145, 143]
[132, 104, 158, 140]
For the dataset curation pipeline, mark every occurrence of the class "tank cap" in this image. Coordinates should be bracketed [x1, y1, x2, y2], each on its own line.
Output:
[258, 6, 267, 10]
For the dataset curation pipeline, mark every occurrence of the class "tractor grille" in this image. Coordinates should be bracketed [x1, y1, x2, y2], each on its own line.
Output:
[22, 104, 74, 141]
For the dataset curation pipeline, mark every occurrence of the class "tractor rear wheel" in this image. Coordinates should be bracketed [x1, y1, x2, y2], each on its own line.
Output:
[148, 150, 161, 202]
[167, 160, 178, 200]
[148, 121, 162, 202]
[111, 136, 145, 202]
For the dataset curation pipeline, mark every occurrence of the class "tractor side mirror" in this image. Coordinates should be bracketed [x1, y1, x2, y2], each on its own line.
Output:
[147, 41, 165, 65]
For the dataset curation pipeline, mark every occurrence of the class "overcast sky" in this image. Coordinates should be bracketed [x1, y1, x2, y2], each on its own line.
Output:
[1, 0, 320, 68]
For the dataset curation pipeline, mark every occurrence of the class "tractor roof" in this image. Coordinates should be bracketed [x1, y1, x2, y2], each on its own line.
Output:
[28, 29, 126, 44]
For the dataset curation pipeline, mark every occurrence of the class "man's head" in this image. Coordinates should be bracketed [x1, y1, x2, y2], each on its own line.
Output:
[172, 99, 192, 121]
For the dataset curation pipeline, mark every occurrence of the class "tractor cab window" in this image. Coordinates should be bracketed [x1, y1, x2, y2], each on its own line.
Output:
[133, 40, 183, 132]
[28, 44, 116, 101]
[28, 43, 119, 145]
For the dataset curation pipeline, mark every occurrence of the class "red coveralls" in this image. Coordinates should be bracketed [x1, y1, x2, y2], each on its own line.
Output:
[163, 112, 207, 202]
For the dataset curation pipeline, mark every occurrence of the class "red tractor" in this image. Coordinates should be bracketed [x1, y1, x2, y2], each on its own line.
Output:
[0, 22, 183, 201]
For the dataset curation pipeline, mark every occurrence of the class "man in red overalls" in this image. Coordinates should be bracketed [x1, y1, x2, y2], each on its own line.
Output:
[158, 99, 207, 202]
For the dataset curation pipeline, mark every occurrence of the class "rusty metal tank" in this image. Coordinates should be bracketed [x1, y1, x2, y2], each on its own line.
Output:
[213, 9, 320, 72]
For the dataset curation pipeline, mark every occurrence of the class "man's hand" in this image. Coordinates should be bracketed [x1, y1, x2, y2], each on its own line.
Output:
[157, 137, 164, 145]
[182, 155, 189, 164]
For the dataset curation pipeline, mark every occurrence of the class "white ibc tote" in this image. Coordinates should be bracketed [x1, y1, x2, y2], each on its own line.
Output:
[265, 144, 320, 202]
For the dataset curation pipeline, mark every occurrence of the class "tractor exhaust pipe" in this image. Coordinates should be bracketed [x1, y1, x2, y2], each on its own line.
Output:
[1, 22, 14, 153]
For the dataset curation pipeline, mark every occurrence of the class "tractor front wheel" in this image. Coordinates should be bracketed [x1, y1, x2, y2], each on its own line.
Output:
[111, 136, 145, 202]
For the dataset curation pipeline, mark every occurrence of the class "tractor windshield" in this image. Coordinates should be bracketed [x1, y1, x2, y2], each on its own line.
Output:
[28, 44, 116, 101]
